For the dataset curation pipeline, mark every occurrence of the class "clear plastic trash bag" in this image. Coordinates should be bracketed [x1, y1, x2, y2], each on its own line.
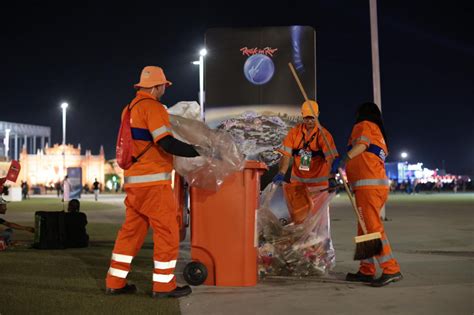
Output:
[168, 101, 202, 121]
[257, 183, 336, 278]
[169, 114, 245, 191]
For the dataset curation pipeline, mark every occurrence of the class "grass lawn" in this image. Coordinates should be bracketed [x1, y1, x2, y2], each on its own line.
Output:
[1, 220, 180, 314]
[5, 198, 120, 213]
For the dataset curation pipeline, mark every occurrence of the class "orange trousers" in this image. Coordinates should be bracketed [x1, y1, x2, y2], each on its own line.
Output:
[354, 189, 400, 275]
[105, 184, 179, 292]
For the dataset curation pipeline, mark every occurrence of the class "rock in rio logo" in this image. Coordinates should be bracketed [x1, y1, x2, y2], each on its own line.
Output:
[240, 47, 278, 85]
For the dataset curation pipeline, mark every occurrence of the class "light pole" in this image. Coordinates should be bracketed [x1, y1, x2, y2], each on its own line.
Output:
[199, 49, 207, 121]
[192, 48, 207, 121]
[369, 0, 387, 220]
[401, 152, 408, 160]
[61, 102, 68, 177]
[3, 128, 10, 160]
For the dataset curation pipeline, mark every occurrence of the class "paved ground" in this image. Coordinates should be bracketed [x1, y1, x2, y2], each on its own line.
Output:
[178, 193, 474, 315]
[6, 193, 473, 314]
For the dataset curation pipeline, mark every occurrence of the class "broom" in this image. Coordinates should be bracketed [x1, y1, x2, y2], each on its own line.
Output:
[338, 168, 383, 259]
[287, 62, 383, 260]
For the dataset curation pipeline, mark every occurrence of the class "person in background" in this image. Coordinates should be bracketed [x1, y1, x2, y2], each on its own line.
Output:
[55, 181, 62, 198]
[93, 178, 100, 201]
[21, 181, 30, 200]
[63, 175, 72, 202]
[65, 199, 89, 248]
[115, 181, 121, 193]
[83, 183, 90, 194]
[0, 205, 35, 247]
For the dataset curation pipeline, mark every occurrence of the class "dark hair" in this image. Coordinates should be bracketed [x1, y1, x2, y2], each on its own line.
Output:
[68, 199, 80, 212]
[355, 102, 388, 147]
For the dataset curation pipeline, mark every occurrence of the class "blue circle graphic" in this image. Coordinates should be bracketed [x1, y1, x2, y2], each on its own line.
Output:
[243, 54, 275, 85]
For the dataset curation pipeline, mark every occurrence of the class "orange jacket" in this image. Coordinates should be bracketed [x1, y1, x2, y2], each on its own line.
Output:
[278, 124, 338, 186]
[346, 121, 389, 190]
[122, 91, 173, 188]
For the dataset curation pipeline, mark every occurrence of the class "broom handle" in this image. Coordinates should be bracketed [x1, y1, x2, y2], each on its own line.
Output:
[288, 62, 368, 234]
[288, 63, 333, 159]
[338, 168, 368, 234]
[288, 62, 310, 102]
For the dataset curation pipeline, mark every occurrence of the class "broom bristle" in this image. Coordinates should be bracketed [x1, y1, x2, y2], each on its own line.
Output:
[353, 238, 383, 260]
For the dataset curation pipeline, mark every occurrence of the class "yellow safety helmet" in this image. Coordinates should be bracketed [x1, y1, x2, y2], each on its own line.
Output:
[301, 100, 319, 118]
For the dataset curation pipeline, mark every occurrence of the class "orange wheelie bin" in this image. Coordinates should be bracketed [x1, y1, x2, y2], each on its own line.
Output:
[172, 172, 189, 242]
[183, 160, 267, 287]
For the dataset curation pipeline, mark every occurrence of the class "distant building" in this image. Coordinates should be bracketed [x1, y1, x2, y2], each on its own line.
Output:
[17, 144, 105, 189]
[0, 120, 51, 161]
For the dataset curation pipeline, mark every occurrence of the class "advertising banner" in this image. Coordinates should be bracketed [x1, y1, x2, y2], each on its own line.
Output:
[67, 167, 82, 199]
[204, 26, 316, 168]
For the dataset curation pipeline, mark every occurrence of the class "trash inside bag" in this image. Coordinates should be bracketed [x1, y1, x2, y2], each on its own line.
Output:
[169, 114, 245, 191]
[259, 184, 291, 225]
[257, 183, 335, 278]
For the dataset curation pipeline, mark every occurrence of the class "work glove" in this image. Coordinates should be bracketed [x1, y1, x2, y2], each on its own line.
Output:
[339, 154, 351, 170]
[272, 172, 285, 185]
[331, 155, 350, 173]
[327, 177, 339, 193]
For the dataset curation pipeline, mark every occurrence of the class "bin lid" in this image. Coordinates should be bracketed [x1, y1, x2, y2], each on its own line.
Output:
[244, 160, 268, 170]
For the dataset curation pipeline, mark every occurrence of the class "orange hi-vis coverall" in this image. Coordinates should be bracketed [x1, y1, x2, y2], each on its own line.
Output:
[278, 124, 338, 187]
[106, 90, 179, 293]
[346, 120, 401, 275]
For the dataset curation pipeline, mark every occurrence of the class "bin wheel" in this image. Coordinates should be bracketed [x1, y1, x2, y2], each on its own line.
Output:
[183, 262, 208, 286]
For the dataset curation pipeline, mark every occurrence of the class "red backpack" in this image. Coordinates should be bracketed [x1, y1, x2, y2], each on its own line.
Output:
[116, 98, 154, 170]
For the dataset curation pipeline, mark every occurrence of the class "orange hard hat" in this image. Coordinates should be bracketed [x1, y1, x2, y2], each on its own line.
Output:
[134, 66, 172, 89]
[301, 100, 319, 117]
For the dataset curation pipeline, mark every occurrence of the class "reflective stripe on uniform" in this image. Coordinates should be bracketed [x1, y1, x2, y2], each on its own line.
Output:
[377, 253, 395, 264]
[153, 273, 174, 283]
[112, 253, 134, 264]
[151, 126, 173, 139]
[154, 260, 177, 270]
[351, 179, 390, 188]
[323, 149, 339, 158]
[352, 136, 371, 146]
[108, 267, 128, 279]
[124, 172, 171, 184]
[382, 239, 390, 246]
[281, 145, 292, 154]
[361, 257, 376, 264]
[291, 175, 330, 184]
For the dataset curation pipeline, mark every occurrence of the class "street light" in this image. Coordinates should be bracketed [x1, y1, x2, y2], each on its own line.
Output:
[3, 128, 10, 160]
[61, 102, 68, 177]
[196, 48, 207, 120]
[61, 102, 68, 146]
[401, 152, 408, 159]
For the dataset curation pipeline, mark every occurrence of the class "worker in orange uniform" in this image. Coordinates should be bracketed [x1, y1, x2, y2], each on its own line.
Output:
[274, 100, 339, 189]
[105, 66, 200, 298]
[340, 102, 403, 287]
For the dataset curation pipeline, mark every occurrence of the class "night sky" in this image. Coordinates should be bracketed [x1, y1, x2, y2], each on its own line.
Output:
[1, 1, 472, 175]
